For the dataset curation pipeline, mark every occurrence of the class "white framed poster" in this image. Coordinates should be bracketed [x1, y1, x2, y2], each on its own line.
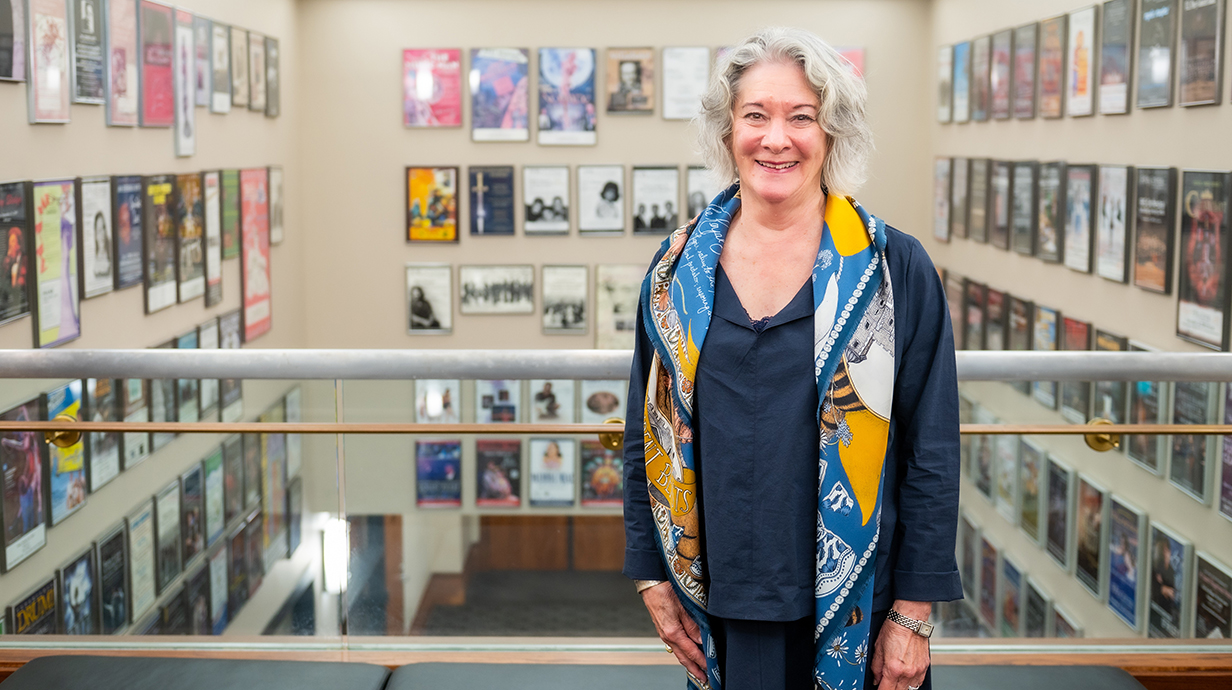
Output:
[459, 265, 534, 315]
[229, 25, 247, 107]
[595, 264, 642, 349]
[247, 30, 265, 111]
[268, 166, 284, 245]
[28, 0, 72, 123]
[406, 263, 452, 334]
[209, 21, 230, 113]
[577, 165, 624, 233]
[937, 45, 953, 122]
[530, 380, 575, 423]
[203, 171, 223, 306]
[529, 438, 576, 507]
[475, 380, 521, 423]
[632, 166, 680, 233]
[580, 380, 627, 424]
[523, 165, 570, 235]
[1095, 164, 1132, 283]
[542, 265, 587, 334]
[126, 499, 157, 623]
[173, 9, 195, 157]
[415, 379, 460, 423]
[192, 15, 209, 106]
[536, 47, 596, 146]
[662, 46, 709, 120]
[79, 175, 114, 298]
[198, 317, 219, 420]
[686, 166, 726, 220]
[1066, 6, 1098, 117]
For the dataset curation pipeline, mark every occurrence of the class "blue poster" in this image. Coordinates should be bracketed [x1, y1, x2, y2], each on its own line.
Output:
[469, 48, 529, 141]
[469, 166, 515, 235]
[952, 41, 972, 122]
[46, 381, 86, 525]
[537, 48, 596, 145]
[1108, 500, 1141, 629]
[416, 440, 461, 507]
[113, 176, 144, 289]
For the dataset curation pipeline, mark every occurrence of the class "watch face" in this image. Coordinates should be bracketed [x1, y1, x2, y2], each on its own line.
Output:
[918, 621, 934, 638]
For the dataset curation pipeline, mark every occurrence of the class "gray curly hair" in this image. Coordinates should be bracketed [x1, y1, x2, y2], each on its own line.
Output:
[697, 27, 873, 196]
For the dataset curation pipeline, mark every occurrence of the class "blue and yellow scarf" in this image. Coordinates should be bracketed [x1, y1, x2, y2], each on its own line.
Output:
[641, 184, 896, 690]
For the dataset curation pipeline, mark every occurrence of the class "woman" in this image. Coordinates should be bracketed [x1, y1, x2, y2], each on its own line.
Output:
[622, 28, 960, 690]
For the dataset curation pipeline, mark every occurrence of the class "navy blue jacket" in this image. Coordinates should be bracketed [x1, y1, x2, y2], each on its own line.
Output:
[622, 226, 964, 618]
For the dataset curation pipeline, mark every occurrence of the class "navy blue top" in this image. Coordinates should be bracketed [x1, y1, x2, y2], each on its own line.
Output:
[622, 226, 964, 620]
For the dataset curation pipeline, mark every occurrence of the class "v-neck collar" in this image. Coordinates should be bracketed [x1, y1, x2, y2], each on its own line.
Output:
[713, 263, 814, 332]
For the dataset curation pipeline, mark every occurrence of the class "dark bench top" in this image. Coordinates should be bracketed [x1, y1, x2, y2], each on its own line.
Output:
[0, 655, 391, 690]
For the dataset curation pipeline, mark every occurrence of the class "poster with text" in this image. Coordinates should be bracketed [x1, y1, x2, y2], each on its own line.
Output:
[416, 440, 461, 508]
[1036, 162, 1064, 262]
[9, 578, 55, 634]
[581, 440, 622, 507]
[607, 47, 654, 113]
[1147, 524, 1188, 638]
[112, 175, 143, 289]
[476, 439, 521, 508]
[530, 379, 574, 423]
[406, 167, 458, 242]
[1013, 23, 1037, 118]
[268, 166, 283, 244]
[415, 379, 460, 423]
[97, 525, 126, 633]
[1065, 165, 1095, 273]
[632, 167, 679, 233]
[469, 48, 528, 141]
[1096, 165, 1132, 282]
[1108, 498, 1144, 630]
[121, 378, 149, 469]
[85, 377, 120, 491]
[1038, 15, 1067, 118]
[203, 172, 222, 306]
[529, 438, 575, 507]
[0, 181, 31, 324]
[126, 500, 156, 621]
[577, 165, 624, 233]
[247, 31, 264, 111]
[1195, 554, 1232, 638]
[239, 168, 271, 342]
[209, 21, 230, 113]
[523, 166, 569, 235]
[142, 174, 176, 313]
[537, 48, 596, 145]
[1179, 0, 1224, 105]
[192, 15, 208, 106]
[105, 0, 137, 124]
[1066, 6, 1095, 116]
[29, 0, 71, 122]
[970, 35, 990, 121]
[1075, 476, 1106, 596]
[79, 176, 114, 298]
[405, 263, 451, 334]
[595, 264, 642, 349]
[469, 165, 515, 236]
[1133, 167, 1177, 293]
[1138, 0, 1176, 108]
[229, 25, 246, 107]
[936, 45, 952, 122]
[31, 179, 81, 347]
[71, 0, 105, 103]
[45, 381, 86, 525]
[1099, 0, 1133, 114]
[950, 157, 968, 240]
[175, 173, 205, 302]
[0, 0, 26, 82]
[990, 30, 1012, 119]
[475, 379, 520, 423]
[542, 265, 586, 334]
[687, 166, 726, 220]
[402, 48, 461, 127]
[173, 9, 194, 155]
[1, 399, 46, 572]
[1177, 171, 1231, 349]
[139, 0, 173, 127]
[952, 41, 971, 122]
[662, 46, 708, 120]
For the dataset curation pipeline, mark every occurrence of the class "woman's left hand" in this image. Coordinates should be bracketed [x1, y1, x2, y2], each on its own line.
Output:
[869, 599, 931, 690]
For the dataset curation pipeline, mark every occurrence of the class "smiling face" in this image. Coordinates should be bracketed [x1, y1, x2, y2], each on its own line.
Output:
[730, 59, 827, 206]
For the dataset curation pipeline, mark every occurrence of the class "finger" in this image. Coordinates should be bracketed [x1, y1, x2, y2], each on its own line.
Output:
[680, 611, 703, 644]
[668, 628, 707, 669]
[671, 647, 706, 681]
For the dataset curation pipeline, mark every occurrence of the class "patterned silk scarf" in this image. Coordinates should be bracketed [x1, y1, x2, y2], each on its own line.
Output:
[641, 184, 896, 690]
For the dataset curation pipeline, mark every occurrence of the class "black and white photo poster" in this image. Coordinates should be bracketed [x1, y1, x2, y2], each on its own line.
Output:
[79, 176, 114, 298]
[523, 166, 569, 235]
[687, 166, 725, 219]
[632, 166, 679, 233]
[595, 264, 642, 349]
[542, 265, 587, 334]
[405, 263, 451, 334]
[460, 265, 534, 314]
[577, 165, 624, 233]
[662, 46, 709, 120]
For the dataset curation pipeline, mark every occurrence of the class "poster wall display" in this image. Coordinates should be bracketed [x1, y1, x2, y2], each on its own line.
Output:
[1096, 165, 1133, 283]
[402, 48, 461, 127]
[175, 330, 199, 424]
[126, 499, 156, 622]
[406, 166, 458, 242]
[978, 537, 998, 626]
[1019, 439, 1045, 543]
[1, 399, 46, 572]
[209, 22, 230, 113]
[181, 466, 204, 564]
[405, 263, 451, 334]
[662, 46, 708, 120]
[85, 378, 121, 492]
[537, 47, 596, 145]
[1094, 330, 1129, 423]
[173, 9, 195, 157]
[952, 41, 970, 123]
[1060, 317, 1092, 423]
[203, 171, 222, 306]
[220, 169, 239, 259]
[994, 434, 1017, 522]
[542, 265, 587, 334]
[1001, 556, 1023, 636]
[580, 380, 626, 425]
[459, 265, 533, 315]
[1032, 305, 1059, 408]
[57, 546, 98, 634]
[415, 380, 460, 423]
[0, 181, 30, 324]
[530, 379, 574, 423]
[468, 166, 515, 236]
[1179, 0, 1224, 106]
[121, 378, 149, 469]
[1107, 497, 1146, 630]
[970, 35, 990, 121]
[969, 159, 989, 242]
[247, 31, 265, 112]
[28, 0, 71, 122]
[1148, 523, 1191, 638]
[950, 157, 968, 240]
[1170, 381, 1216, 501]
[1011, 161, 1037, 255]
[687, 166, 726, 219]
[475, 379, 521, 423]
[989, 160, 1010, 249]
[111, 175, 143, 290]
[78, 176, 114, 298]
[1024, 579, 1051, 637]
[1075, 475, 1108, 598]
[933, 158, 951, 243]
[1046, 456, 1074, 568]
[1008, 296, 1033, 394]
[936, 45, 952, 122]
[229, 25, 246, 107]
[1037, 162, 1065, 262]
[529, 438, 575, 507]
[416, 440, 461, 508]
[204, 448, 224, 547]
[222, 435, 243, 524]
[990, 30, 1012, 119]
[219, 310, 243, 423]
[1178, 170, 1232, 349]
[45, 381, 86, 525]
[595, 264, 642, 349]
[0, 0, 26, 82]
[239, 168, 271, 342]
[577, 165, 625, 233]
[1138, 0, 1177, 108]
[959, 513, 978, 598]
[31, 179, 81, 347]
[1065, 165, 1097, 273]
[476, 439, 521, 508]
[142, 174, 177, 313]
[139, 0, 174, 127]
[175, 173, 205, 302]
[1013, 23, 1038, 118]
[105, 0, 138, 124]
[962, 279, 984, 351]
[192, 15, 208, 106]
[1134, 167, 1178, 293]
[1195, 553, 1232, 638]
[632, 166, 679, 233]
[1100, 0, 1134, 114]
[1066, 6, 1097, 117]
[8, 578, 56, 634]
[70, 0, 105, 104]
[522, 165, 570, 235]
[97, 523, 127, 633]
[1054, 606, 1083, 637]
[581, 440, 622, 507]
[1038, 15, 1067, 118]
[268, 166, 283, 244]
[985, 288, 1007, 350]
[469, 48, 529, 141]
[265, 37, 279, 117]
[607, 47, 654, 113]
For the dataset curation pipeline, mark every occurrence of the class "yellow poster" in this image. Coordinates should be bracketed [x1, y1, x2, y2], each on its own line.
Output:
[406, 167, 458, 241]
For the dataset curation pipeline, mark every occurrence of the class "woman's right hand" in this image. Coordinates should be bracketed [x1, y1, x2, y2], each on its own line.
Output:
[641, 582, 707, 680]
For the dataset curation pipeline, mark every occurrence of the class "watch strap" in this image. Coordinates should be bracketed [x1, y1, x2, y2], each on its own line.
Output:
[887, 608, 932, 638]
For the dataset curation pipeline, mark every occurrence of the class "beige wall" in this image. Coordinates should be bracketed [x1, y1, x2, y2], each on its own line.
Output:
[928, 0, 1232, 637]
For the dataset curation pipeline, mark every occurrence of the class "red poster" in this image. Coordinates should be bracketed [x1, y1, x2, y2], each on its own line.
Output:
[239, 169, 270, 342]
[402, 48, 462, 127]
[139, 0, 173, 127]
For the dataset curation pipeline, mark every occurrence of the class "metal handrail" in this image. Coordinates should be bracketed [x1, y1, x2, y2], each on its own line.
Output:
[1, 349, 1232, 381]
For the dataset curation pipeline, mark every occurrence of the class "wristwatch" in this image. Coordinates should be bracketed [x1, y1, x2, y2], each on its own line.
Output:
[886, 608, 934, 638]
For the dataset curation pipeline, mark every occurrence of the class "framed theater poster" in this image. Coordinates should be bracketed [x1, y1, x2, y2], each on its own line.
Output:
[469, 48, 529, 141]
[1019, 439, 1045, 543]
[402, 48, 461, 127]
[969, 159, 989, 242]
[459, 265, 534, 315]
[219, 310, 243, 422]
[1178, 0, 1224, 106]
[229, 25, 247, 107]
[944, 271, 964, 347]
[268, 166, 283, 245]
[1046, 456, 1075, 569]
[468, 165, 515, 236]
[111, 175, 143, 290]
[952, 41, 971, 123]
[538, 48, 596, 145]
[1177, 170, 1231, 349]
[989, 160, 1010, 249]
[476, 439, 521, 508]
[580, 380, 626, 424]
[1100, 0, 1134, 114]
[582, 440, 629, 508]
[0, 0, 26, 82]
[1195, 553, 1232, 638]
[1147, 523, 1192, 638]
[175, 329, 199, 425]
[985, 288, 1007, 350]
[30, 179, 81, 347]
[142, 174, 176, 313]
[1024, 579, 1052, 637]
[1075, 475, 1108, 598]
[530, 379, 575, 423]
[405, 263, 451, 334]
[994, 434, 1017, 521]
[57, 546, 98, 634]
[662, 46, 708, 120]
[416, 380, 460, 423]
[1054, 606, 1084, 637]
[406, 166, 458, 242]
[44, 380, 86, 526]
[78, 176, 114, 299]
[933, 158, 951, 243]
[121, 378, 149, 469]
[962, 279, 984, 351]
[972, 406, 995, 498]
[265, 36, 279, 117]
[1038, 15, 1067, 118]
[155, 480, 182, 593]
[149, 341, 176, 452]
[126, 499, 156, 623]
[1225, 386, 1232, 521]
[1001, 556, 1023, 636]
[210, 21, 230, 113]
[1107, 496, 1147, 631]
[172, 9, 195, 156]
[1065, 165, 1097, 273]
[632, 166, 679, 233]
[239, 168, 271, 342]
[1138, 0, 1177, 108]
[1032, 305, 1059, 409]
[105, 0, 138, 125]
[247, 31, 265, 112]
[936, 45, 952, 122]
[542, 265, 587, 334]
[607, 47, 654, 114]
[1037, 162, 1066, 262]
[970, 35, 990, 121]
[1093, 330, 1129, 424]
[0, 181, 31, 326]
[1060, 317, 1092, 424]
[1134, 167, 1177, 293]
[978, 537, 998, 627]
[7, 578, 56, 634]
[28, 0, 71, 122]
[97, 522, 128, 634]
[578, 165, 625, 234]
[595, 264, 642, 349]
[523, 165, 569, 235]
[475, 380, 521, 423]
[1008, 296, 1033, 394]
[1169, 381, 1217, 502]
[1065, 6, 1097, 117]
[138, 0, 173, 127]
[529, 438, 575, 507]
[1013, 22, 1038, 118]
[959, 513, 978, 597]
[1010, 161, 1037, 255]
[222, 435, 243, 524]
[203, 171, 223, 306]
[220, 169, 240, 258]
[70, 0, 105, 104]
[1096, 165, 1133, 283]
[416, 440, 462, 508]
[84, 377, 121, 492]
[203, 448, 224, 547]
[193, 15, 209, 107]
[948, 158, 965, 240]
[1, 398, 47, 572]
[175, 173, 205, 302]
[687, 166, 725, 220]
[990, 30, 1012, 119]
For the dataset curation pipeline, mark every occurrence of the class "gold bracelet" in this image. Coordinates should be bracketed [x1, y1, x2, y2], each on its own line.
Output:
[634, 579, 666, 593]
